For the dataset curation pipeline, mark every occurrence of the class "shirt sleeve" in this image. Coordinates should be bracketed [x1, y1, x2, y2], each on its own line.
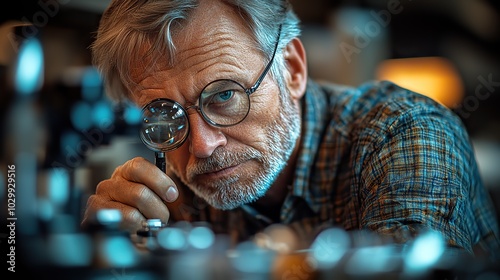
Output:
[353, 94, 500, 258]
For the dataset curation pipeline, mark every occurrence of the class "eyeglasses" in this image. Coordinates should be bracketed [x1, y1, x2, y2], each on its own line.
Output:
[140, 25, 282, 153]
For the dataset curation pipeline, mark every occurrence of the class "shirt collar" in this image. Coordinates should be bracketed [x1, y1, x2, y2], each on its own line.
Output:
[289, 79, 329, 212]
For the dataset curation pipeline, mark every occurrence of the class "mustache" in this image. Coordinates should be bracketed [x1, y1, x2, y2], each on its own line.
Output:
[187, 147, 262, 176]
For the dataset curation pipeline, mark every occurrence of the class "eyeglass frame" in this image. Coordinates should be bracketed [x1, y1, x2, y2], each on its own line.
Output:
[141, 24, 283, 129]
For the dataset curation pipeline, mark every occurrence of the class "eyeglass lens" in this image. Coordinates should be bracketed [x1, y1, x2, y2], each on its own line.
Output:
[200, 79, 250, 126]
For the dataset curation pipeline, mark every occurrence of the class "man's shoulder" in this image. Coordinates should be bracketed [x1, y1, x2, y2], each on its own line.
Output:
[314, 79, 443, 110]
[303, 79, 468, 147]
[310, 79, 461, 127]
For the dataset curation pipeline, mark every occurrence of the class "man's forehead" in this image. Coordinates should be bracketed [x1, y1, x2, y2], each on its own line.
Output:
[176, 0, 255, 48]
[126, 0, 259, 94]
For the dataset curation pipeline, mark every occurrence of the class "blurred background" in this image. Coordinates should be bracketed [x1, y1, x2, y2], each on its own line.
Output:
[0, 0, 499, 276]
[0, 0, 500, 279]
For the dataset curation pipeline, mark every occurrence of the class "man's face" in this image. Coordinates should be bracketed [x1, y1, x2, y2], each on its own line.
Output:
[130, 0, 301, 209]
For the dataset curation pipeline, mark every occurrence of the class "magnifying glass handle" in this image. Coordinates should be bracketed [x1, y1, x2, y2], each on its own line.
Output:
[155, 152, 166, 173]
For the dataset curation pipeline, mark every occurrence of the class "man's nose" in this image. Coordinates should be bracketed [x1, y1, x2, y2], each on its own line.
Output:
[187, 112, 227, 158]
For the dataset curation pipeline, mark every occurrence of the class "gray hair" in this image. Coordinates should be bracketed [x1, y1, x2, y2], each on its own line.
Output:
[91, 0, 302, 102]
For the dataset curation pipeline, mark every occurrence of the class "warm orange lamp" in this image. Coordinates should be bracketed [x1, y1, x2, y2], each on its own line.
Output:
[375, 57, 465, 108]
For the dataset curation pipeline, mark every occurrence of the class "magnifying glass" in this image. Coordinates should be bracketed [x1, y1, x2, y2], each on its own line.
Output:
[140, 98, 190, 172]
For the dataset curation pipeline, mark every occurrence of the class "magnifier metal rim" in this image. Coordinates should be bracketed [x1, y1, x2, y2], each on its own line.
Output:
[140, 98, 189, 152]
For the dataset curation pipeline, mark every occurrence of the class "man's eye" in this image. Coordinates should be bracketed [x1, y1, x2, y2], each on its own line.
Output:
[212, 90, 234, 103]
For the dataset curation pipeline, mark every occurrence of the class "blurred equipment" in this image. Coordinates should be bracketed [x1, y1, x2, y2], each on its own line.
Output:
[4, 24, 46, 236]
[14, 210, 500, 280]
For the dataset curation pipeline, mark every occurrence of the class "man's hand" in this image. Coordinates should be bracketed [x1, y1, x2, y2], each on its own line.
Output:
[81, 157, 179, 233]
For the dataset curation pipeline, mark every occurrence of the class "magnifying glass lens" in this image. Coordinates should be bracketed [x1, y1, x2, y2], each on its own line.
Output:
[140, 99, 189, 152]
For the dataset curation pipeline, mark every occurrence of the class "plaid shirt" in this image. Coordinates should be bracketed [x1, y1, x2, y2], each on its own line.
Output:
[169, 79, 500, 259]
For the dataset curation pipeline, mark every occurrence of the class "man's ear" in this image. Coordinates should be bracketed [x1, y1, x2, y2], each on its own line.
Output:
[284, 37, 307, 101]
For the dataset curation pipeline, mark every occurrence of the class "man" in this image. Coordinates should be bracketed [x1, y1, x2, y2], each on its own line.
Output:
[82, 0, 500, 259]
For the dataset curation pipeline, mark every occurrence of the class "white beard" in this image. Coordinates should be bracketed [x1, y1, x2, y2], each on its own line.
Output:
[168, 91, 301, 210]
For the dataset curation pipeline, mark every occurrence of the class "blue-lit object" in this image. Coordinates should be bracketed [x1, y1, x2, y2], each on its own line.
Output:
[96, 209, 122, 226]
[124, 102, 142, 125]
[92, 100, 115, 130]
[9, 33, 45, 236]
[48, 233, 93, 266]
[47, 168, 70, 206]
[16, 152, 38, 235]
[404, 230, 445, 273]
[60, 130, 81, 156]
[81, 67, 102, 101]
[100, 235, 138, 267]
[15, 37, 44, 96]
[344, 245, 400, 276]
[187, 226, 215, 249]
[157, 227, 188, 250]
[71, 101, 93, 131]
[230, 241, 276, 274]
[309, 227, 351, 269]
[37, 198, 55, 221]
